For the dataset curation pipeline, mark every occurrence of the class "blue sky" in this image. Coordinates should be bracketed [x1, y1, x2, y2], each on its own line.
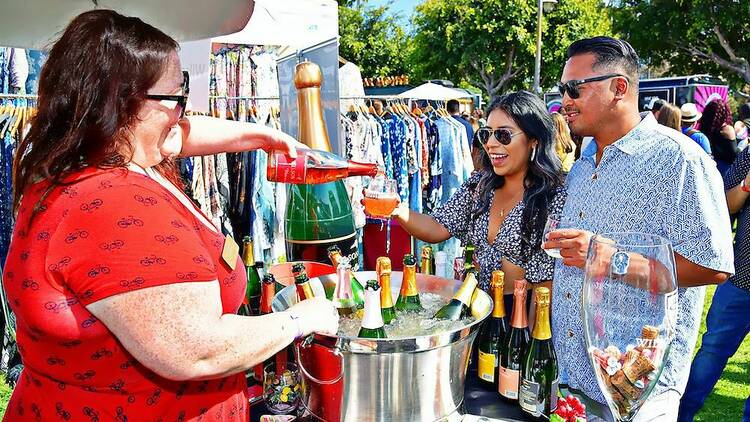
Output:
[366, 0, 421, 23]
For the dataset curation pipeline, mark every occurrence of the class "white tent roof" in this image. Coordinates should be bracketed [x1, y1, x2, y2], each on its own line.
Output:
[397, 82, 474, 101]
[0, 0, 253, 50]
[212, 0, 338, 49]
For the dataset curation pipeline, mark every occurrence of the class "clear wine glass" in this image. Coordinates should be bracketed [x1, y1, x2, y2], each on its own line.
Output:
[542, 213, 572, 259]
[363, 176, 399, 254]
[582, 232, 678, 421]
[263, 362, 302, 415]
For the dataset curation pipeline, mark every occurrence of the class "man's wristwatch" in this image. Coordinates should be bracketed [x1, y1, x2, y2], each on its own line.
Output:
[741, 179, 750, 193]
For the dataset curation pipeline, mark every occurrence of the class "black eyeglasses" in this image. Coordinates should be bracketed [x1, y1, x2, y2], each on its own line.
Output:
[145, 70, 190, 118]
[476, 127, 523, 145]
[556, 73, 628, 99]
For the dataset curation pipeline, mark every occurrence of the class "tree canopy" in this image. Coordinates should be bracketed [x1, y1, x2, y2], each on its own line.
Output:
[409, 0, 612, 99]
[613, 0, 750, 91]
[338, 2, 412, 78]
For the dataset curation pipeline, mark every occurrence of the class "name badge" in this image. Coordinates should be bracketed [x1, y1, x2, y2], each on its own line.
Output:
[221, 235, 240, 270]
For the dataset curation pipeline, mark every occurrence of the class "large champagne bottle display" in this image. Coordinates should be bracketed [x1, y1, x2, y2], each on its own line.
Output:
[284, 61, 359, 266]
[477, 270, 509, 389]
[498, 279, 530, 401]
[520, 287, 558, 420]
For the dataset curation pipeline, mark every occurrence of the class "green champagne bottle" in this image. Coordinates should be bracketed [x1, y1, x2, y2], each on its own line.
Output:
[333, 256, 358, 316]
[358, 280, 387, 339]
[376, 257, 396, 325]
[520, 287, 558, 419]
[292, 263, 315, 301]
[433, 269, 478, 321]
[327, 245, 365, 308]
[284, 61, 359, 266]
[498, 279, 530, 401]
[420, 245, 434, 275]
[477, 270, 509, 389]
[395, 254, 422, 312]
[238, 237, 261, 316]
[464, 243, 476, 273]
[252, 273, 280, 382]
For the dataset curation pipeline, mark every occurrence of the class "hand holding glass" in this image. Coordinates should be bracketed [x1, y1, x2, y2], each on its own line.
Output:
[543, 213, 571, 258]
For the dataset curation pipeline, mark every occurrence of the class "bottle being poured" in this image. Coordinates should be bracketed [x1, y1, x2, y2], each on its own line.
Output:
[267, 148, 381, 184]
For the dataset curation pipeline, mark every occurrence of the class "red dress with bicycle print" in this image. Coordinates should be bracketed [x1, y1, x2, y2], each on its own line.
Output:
[3, 167, 249, 421]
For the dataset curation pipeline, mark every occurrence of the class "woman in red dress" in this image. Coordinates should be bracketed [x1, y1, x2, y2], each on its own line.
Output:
[3, 9, 339, 421]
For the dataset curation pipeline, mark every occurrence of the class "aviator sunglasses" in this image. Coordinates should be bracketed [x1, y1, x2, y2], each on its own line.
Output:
[476, 127, 523, 145]
[145, 70, 190, 119]
[556, 73, 628, 99]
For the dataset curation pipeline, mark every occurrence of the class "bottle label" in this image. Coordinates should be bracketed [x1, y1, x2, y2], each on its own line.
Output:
[498, 366, 519, 399]
[478, 351, 496, 382]
[274, 153, 307, 184]
[519, 378, 559, 417]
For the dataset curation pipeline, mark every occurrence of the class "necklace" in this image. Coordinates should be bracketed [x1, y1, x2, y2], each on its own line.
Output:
[496, 190, 525, 219]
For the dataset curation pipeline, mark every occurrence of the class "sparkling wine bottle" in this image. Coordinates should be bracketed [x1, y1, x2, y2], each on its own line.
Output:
[377, 257, 396, 325]
[333, 257, 358, 316]
[283, 61, 359, 267]
[477, 270, 509, 389]
[238, 236, 261, 316]
[358, 280, 387, 339]
[464, 243, 477, 273]
[498, 279, 530, 401]
[253, 273, 280, 381]
[327, 245, 365, 308]
[520, 287, 558, 420]
[433, 268, 478, 321]
[292, 263, 315, 301]
[267, 149, 380, 184]
[395, 254, 422, 312]
[420, 245, 434, 275]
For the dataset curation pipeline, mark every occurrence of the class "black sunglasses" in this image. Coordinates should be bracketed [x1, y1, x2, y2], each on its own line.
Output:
[145, 70, 190, 118]
[476, 127, 523, 145]
[556, 73, 628, 99]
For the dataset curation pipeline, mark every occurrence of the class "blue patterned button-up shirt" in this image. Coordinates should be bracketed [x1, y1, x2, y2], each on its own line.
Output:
[552, 113, 734, 403]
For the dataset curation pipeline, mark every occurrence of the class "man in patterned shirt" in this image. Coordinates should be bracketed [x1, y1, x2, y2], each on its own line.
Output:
[544, 37, 734, 421]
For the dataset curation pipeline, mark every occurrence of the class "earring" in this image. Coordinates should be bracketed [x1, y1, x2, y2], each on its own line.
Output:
[530, 145, 537, 162]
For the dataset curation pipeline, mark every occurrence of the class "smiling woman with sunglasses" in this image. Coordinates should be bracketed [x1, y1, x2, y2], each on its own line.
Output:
[392, 91, 566, 306]
[4, 10, 339, 421]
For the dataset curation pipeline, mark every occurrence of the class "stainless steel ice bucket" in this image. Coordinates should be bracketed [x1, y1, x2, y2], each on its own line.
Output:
[272, 271, 493, 422]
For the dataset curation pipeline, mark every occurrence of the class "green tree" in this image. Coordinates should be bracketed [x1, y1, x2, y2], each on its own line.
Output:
[338, 2, 412, 77]
[409, 0, 612, 100]
[613, 1, 750, 91]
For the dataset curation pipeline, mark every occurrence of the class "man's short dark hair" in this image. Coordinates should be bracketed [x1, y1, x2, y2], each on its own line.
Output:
[447, 99, 460, 114]
[566, 36, 639, 93]
[652, 99, 665, 112]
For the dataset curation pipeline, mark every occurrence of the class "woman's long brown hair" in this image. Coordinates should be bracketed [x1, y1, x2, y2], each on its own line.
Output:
[12, 9, 182, 213]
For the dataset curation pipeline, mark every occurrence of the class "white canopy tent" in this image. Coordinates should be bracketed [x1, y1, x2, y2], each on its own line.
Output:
[212, 0, 338, 51]
[0, 0, 254, 50]
[397, 82, 474, 101]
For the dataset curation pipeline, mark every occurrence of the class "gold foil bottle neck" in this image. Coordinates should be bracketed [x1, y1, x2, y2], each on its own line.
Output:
[294, 61, 332, 152]
[294, 61, 323, 89]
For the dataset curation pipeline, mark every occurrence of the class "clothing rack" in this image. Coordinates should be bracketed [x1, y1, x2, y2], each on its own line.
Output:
[0, 93, 38, 99]
[209, 95, 280, 100]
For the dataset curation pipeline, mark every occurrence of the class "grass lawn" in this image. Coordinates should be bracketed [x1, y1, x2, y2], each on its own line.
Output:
[0, 285, 746, 419]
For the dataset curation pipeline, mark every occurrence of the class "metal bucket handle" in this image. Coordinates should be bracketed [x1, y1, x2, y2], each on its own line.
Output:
[295, 335, 345, 385]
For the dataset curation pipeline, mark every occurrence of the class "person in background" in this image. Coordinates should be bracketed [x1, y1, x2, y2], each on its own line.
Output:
[3, 10, 338, 421]
[448, 98, 474, 149]
[734, 103, 750, 151]
[544, 36, 733, 421]
[392, 91, 565, 318]
[551, 111, 577, 173]
[678, 146, 750, 422]
[656, 102, 682, 131]
[650, 98, 666, 119]
[699, 99, 737, 175]
[680, 102, 712, 156]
